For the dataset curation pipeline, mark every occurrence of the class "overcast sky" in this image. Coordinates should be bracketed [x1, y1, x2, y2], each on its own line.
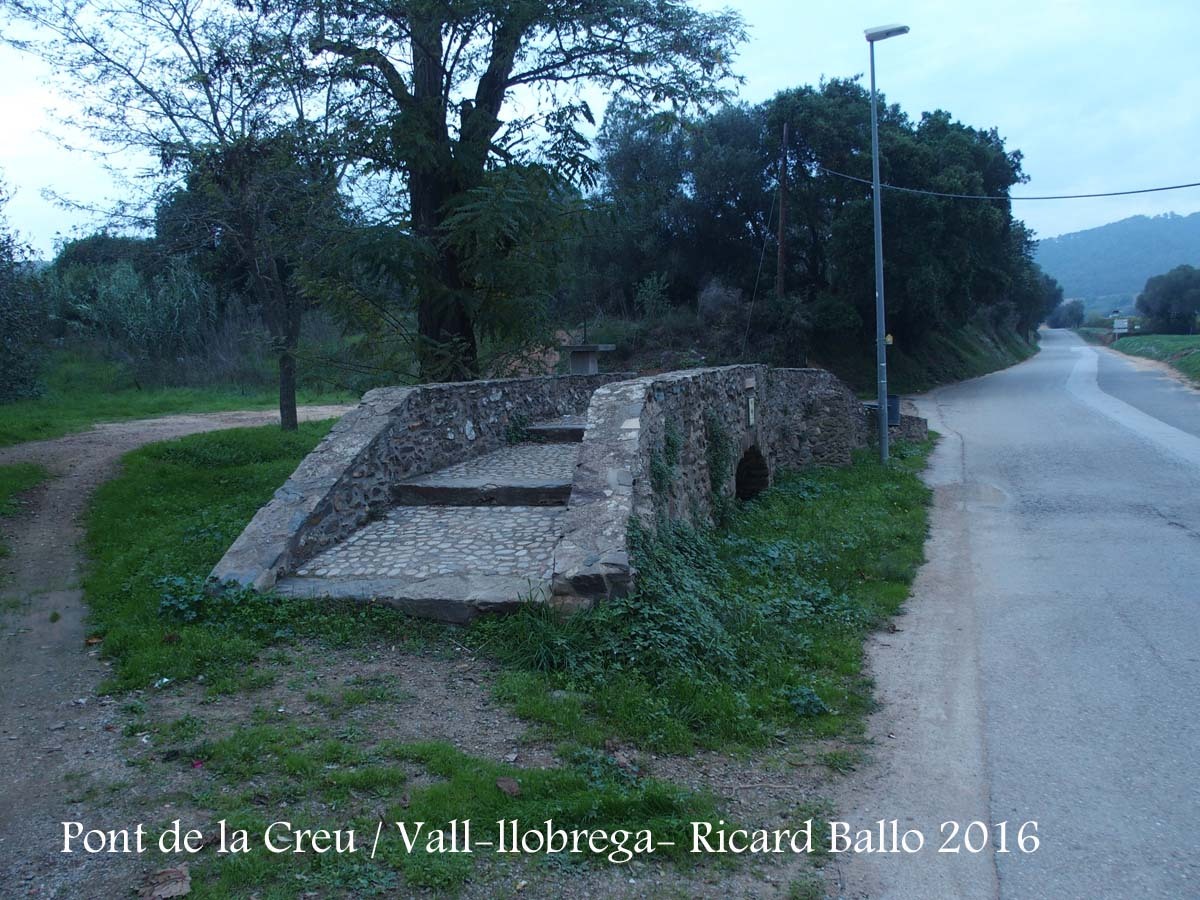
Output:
[2, 0, 1198, 257]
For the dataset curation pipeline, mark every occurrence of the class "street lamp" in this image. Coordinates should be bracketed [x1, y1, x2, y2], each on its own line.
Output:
[865, 23, 908, 463]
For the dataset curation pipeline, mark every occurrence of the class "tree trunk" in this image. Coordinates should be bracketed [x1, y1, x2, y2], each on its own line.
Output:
[264, 276, 303, 433]
[416, 290, 478, 381]
[278, 349, 298, 431]
[410, 167, 479, 381]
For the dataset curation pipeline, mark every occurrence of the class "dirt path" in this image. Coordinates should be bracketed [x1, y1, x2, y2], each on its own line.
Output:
[0, 407, 349, 898]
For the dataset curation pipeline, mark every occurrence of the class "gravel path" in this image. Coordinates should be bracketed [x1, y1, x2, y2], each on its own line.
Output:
[0, 407, 349, 898]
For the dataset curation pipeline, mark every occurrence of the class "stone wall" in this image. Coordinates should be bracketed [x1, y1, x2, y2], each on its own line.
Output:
[211, 373, 625, 591]
[765, 368, 867, 468]
[859, 408, 930, 445]
[548, 365, 870, 606]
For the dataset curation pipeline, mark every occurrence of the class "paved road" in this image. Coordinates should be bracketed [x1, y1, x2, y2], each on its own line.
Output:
[835, 329, 1200, 899]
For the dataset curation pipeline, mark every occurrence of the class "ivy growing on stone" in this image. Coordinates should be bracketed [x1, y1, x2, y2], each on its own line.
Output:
[650, 422, 683, 497]
[704, 411, 733, 495]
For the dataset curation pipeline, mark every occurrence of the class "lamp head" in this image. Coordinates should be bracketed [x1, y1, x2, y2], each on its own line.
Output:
[865, 24, 910, 42]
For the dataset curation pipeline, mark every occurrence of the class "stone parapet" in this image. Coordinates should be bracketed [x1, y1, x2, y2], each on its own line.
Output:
[549, 365, 875, 606]
[210, 373, 626, 591]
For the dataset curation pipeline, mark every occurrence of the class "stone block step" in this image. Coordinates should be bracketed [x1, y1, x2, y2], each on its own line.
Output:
[525, 415, 586, 443]
[275, 506, 564, 622]
[393, 443, 577, 507]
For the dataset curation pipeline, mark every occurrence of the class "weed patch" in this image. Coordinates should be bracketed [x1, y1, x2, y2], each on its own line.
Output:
[474, 441, 933, 753]
[82, 422, 447, 691]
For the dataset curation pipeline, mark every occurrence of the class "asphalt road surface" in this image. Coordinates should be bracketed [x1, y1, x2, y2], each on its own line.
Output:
[835, 329, 1200, 899]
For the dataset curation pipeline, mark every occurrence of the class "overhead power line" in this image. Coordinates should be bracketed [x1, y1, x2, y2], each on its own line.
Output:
[817, 166, 1200, 201]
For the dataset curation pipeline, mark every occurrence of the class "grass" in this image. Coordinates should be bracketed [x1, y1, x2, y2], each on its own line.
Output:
[81, 421, 447, 692]
[473, 440, 933, 754]
[1074, 326, 1111, 346]
[0, 462, 49, 568]
[1111, 333, 1200, 383]
[84, 423, 721, 892]
[81, 422, 933, 894]
[174, 730, 714, 897]
[814, 324, 1037, 395]
[0, 353, 356, 447]
[884, 325, 1038, 394]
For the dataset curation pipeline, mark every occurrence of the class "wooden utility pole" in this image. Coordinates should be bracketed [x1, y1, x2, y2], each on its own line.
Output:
[776, 122, 788, 300]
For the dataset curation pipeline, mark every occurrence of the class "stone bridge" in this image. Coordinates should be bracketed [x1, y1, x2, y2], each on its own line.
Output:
[210, 365, 925, 622]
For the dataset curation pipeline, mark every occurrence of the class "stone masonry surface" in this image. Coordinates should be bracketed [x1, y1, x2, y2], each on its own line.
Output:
[210, 372, 625, 591]
[212, 365, 925, 619]
[401, 444, 578, 487]
[549, 366, 878, 605]
[294, 506, 564, 580]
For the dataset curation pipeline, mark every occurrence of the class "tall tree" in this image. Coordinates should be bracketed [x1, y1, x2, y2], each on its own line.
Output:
[303, 0, 745, 380]
[1136, 264, 1200, 334]
[4, 0, 346, 428]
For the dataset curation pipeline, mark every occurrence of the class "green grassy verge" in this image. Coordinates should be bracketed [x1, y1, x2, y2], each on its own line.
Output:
[0, 462, 49, 568]
[0, 354, 355, 448]
[813, 324, 1037, 395]
[160, 722, 714, 897]
[475, 441, 932, 754]
[82, 421, 427, 692]
[879, 325, 1038, 394]
[1074, 327, 1111, 346]
[83, 424, 932, 893]
[1111, 334, 1200, 383]
[85, 423, 718, 893]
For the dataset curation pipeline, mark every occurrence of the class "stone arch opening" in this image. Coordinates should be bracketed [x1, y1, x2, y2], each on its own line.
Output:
[735, 446, 770, 500]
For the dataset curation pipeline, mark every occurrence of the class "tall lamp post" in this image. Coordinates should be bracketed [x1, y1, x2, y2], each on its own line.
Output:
[865, 23, 908, 463]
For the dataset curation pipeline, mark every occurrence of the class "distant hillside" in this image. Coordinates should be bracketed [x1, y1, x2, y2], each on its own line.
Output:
[1036, 212, 1200, 314]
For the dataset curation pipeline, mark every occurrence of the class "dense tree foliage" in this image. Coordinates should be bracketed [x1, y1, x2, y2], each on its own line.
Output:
[1046, 298, 1085, 329]
[5, 3, 1063, 393]
[6, 0, 346, 427]
[561, 79, 1061, 371]
[297, 0, 745, 380]
[0, 181, 43, 401]
[1136, 265, 1200, 334]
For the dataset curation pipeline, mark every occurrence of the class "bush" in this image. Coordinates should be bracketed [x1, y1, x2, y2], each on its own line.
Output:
[0, 194, 44, 401]
[1046, 299, 1085, 328]
[44, 257, 218, 365]
[1136, 264, 1200, 334]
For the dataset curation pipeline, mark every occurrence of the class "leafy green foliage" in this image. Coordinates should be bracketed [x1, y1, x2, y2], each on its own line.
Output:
[305, 0, 746, 380]
[0, 181, 43, 402]
[650, 423, 683, 495]
[563, 81, 1059, 381]
[705, 411, 733, 495]
[1047, 299, 1085, 328]
[7, 1, 349, 428]
[42, 257, 219, 370]
[1135, 264, 1200, 334]
[475, 442, 933, 752]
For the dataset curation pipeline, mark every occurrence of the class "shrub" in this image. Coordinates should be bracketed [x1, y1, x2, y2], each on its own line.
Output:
[0, 193, 44, 401]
